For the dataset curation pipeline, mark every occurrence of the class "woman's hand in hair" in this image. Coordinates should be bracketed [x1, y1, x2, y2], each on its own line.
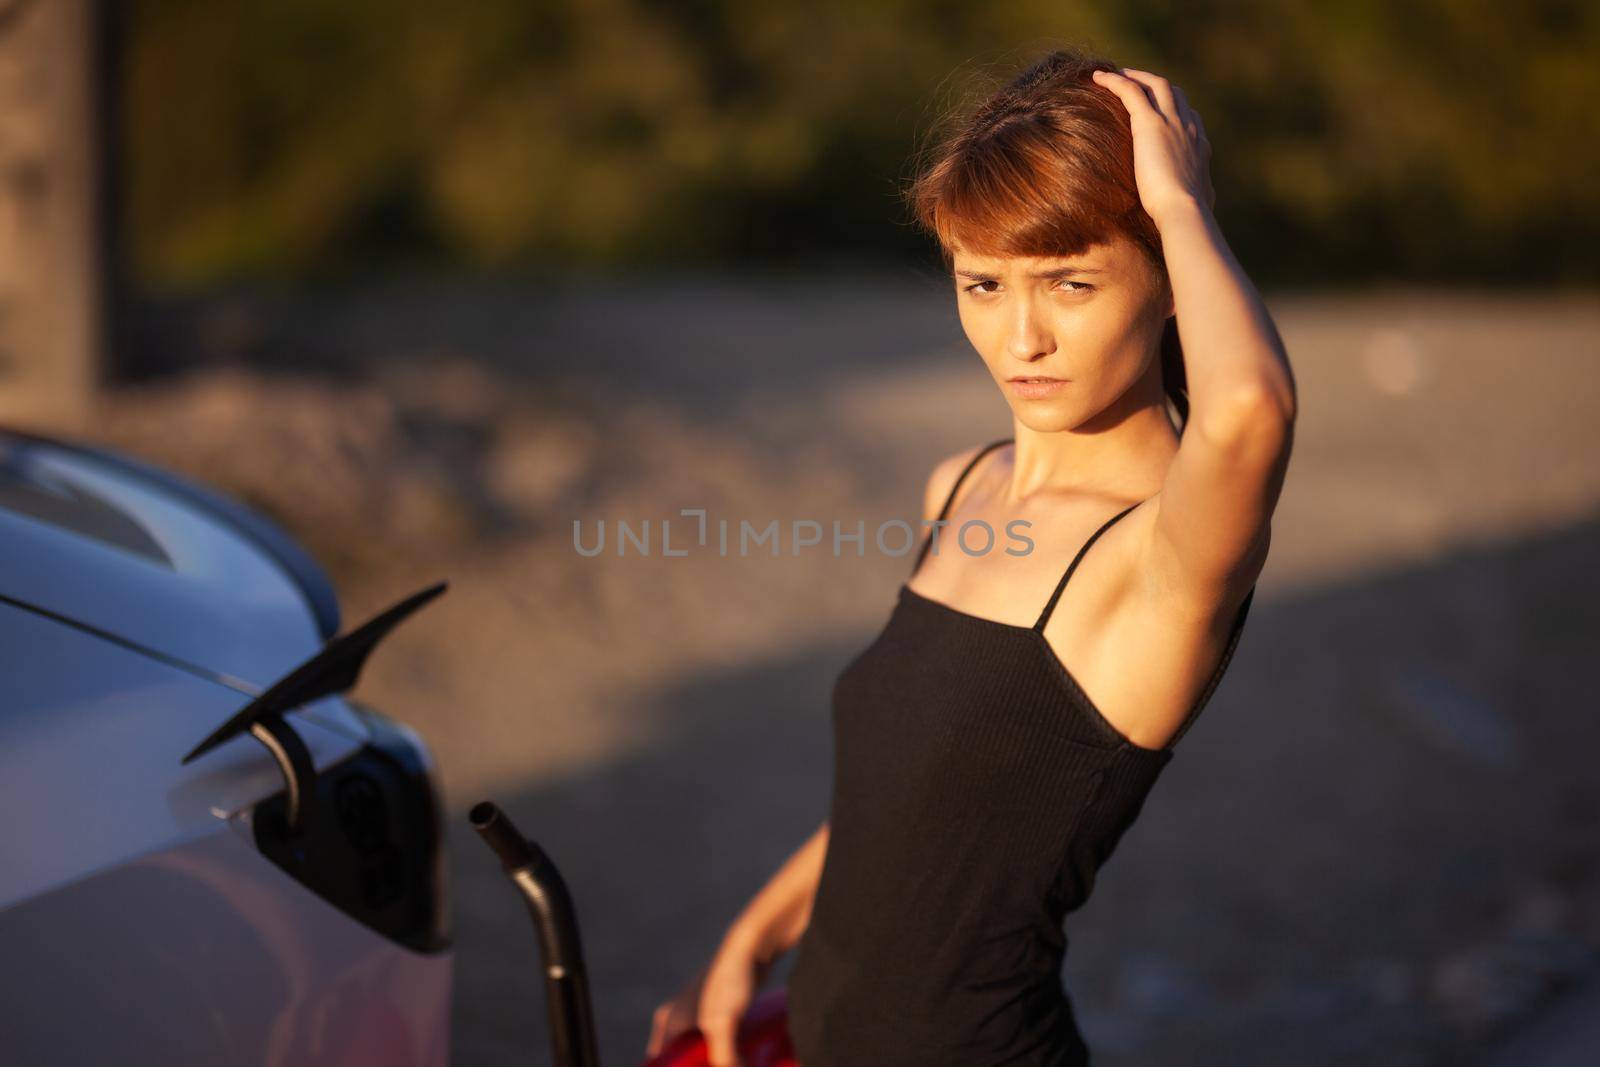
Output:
[1090, 66, 1215, 225]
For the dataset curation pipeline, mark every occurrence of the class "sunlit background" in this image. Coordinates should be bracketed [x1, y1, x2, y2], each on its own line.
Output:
[3, 2, 1598, 1064]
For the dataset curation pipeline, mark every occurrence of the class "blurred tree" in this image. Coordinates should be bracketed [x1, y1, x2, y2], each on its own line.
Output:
[0, 0, 108, 426]
[124, 1, 1600, 285]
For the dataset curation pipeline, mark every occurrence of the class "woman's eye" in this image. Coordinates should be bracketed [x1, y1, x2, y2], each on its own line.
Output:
[960, 280, 1092, 295]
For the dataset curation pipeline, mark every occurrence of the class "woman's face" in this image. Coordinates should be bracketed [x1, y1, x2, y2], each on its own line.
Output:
[951, 235, 1172, 431]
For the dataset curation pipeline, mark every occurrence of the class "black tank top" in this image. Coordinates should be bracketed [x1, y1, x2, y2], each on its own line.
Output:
[786, 437, 1256, 1066]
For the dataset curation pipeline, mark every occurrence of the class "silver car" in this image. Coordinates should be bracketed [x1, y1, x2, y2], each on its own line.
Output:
[0, 425, 453, 1065]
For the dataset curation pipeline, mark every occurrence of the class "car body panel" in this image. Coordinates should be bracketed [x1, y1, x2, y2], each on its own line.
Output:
[0, 599, 366, 910]
[0, 429, 333, 690]
[0, 819, 452, 1066]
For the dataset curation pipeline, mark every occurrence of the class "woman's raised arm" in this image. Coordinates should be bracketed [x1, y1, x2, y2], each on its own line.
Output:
[1094, 66, 1297, 606]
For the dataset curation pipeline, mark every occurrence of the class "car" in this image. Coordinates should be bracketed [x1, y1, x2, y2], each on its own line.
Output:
[0, 425, 452, 1065]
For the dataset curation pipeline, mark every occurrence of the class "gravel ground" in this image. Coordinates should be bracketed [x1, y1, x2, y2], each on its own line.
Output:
[82, 277, 1600, 1065]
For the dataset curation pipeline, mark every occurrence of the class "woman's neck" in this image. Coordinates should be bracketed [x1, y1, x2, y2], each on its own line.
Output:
[1007, 402, 1179, 505]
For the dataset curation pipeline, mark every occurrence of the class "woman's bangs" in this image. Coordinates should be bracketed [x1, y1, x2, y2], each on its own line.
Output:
[936, 192, 1116, 263]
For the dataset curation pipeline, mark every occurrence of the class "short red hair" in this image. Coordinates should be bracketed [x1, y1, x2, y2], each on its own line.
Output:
[906, 46, 1163, 270]
[904, 46, 1189, 425]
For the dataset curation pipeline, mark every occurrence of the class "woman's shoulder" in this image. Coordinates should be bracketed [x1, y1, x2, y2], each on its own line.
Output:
[920, 439, 1011, 523]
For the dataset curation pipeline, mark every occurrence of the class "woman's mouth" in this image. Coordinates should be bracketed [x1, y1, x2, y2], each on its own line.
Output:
[1006, 376, 1069, 399]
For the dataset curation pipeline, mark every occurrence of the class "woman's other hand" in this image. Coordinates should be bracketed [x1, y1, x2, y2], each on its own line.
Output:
[646, 933, 774, 1067]
[1091, 66, 1215, 225]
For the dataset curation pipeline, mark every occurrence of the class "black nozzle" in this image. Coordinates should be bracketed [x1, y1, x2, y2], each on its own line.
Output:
[470, 800, 600, 1067]
[470, 800, 540, 869]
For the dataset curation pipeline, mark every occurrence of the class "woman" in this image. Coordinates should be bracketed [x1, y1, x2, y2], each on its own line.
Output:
[647, 46, 1296, 1066]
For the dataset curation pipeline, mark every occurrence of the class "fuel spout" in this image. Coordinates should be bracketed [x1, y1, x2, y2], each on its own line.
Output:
[471, 800, 601, 1067]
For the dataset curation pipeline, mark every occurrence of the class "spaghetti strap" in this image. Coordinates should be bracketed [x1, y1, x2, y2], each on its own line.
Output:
[1031, 500, 1142, 632]
[909, 437, 1013, 578]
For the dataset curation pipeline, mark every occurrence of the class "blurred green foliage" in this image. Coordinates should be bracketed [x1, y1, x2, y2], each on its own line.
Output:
[127, 0, 1600, 284]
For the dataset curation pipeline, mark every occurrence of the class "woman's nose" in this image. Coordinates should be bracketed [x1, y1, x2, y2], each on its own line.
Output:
[1006, 300, 1055, 361]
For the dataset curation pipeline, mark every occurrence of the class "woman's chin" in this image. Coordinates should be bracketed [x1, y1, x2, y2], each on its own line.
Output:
[1006, 398, 1080, 431]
